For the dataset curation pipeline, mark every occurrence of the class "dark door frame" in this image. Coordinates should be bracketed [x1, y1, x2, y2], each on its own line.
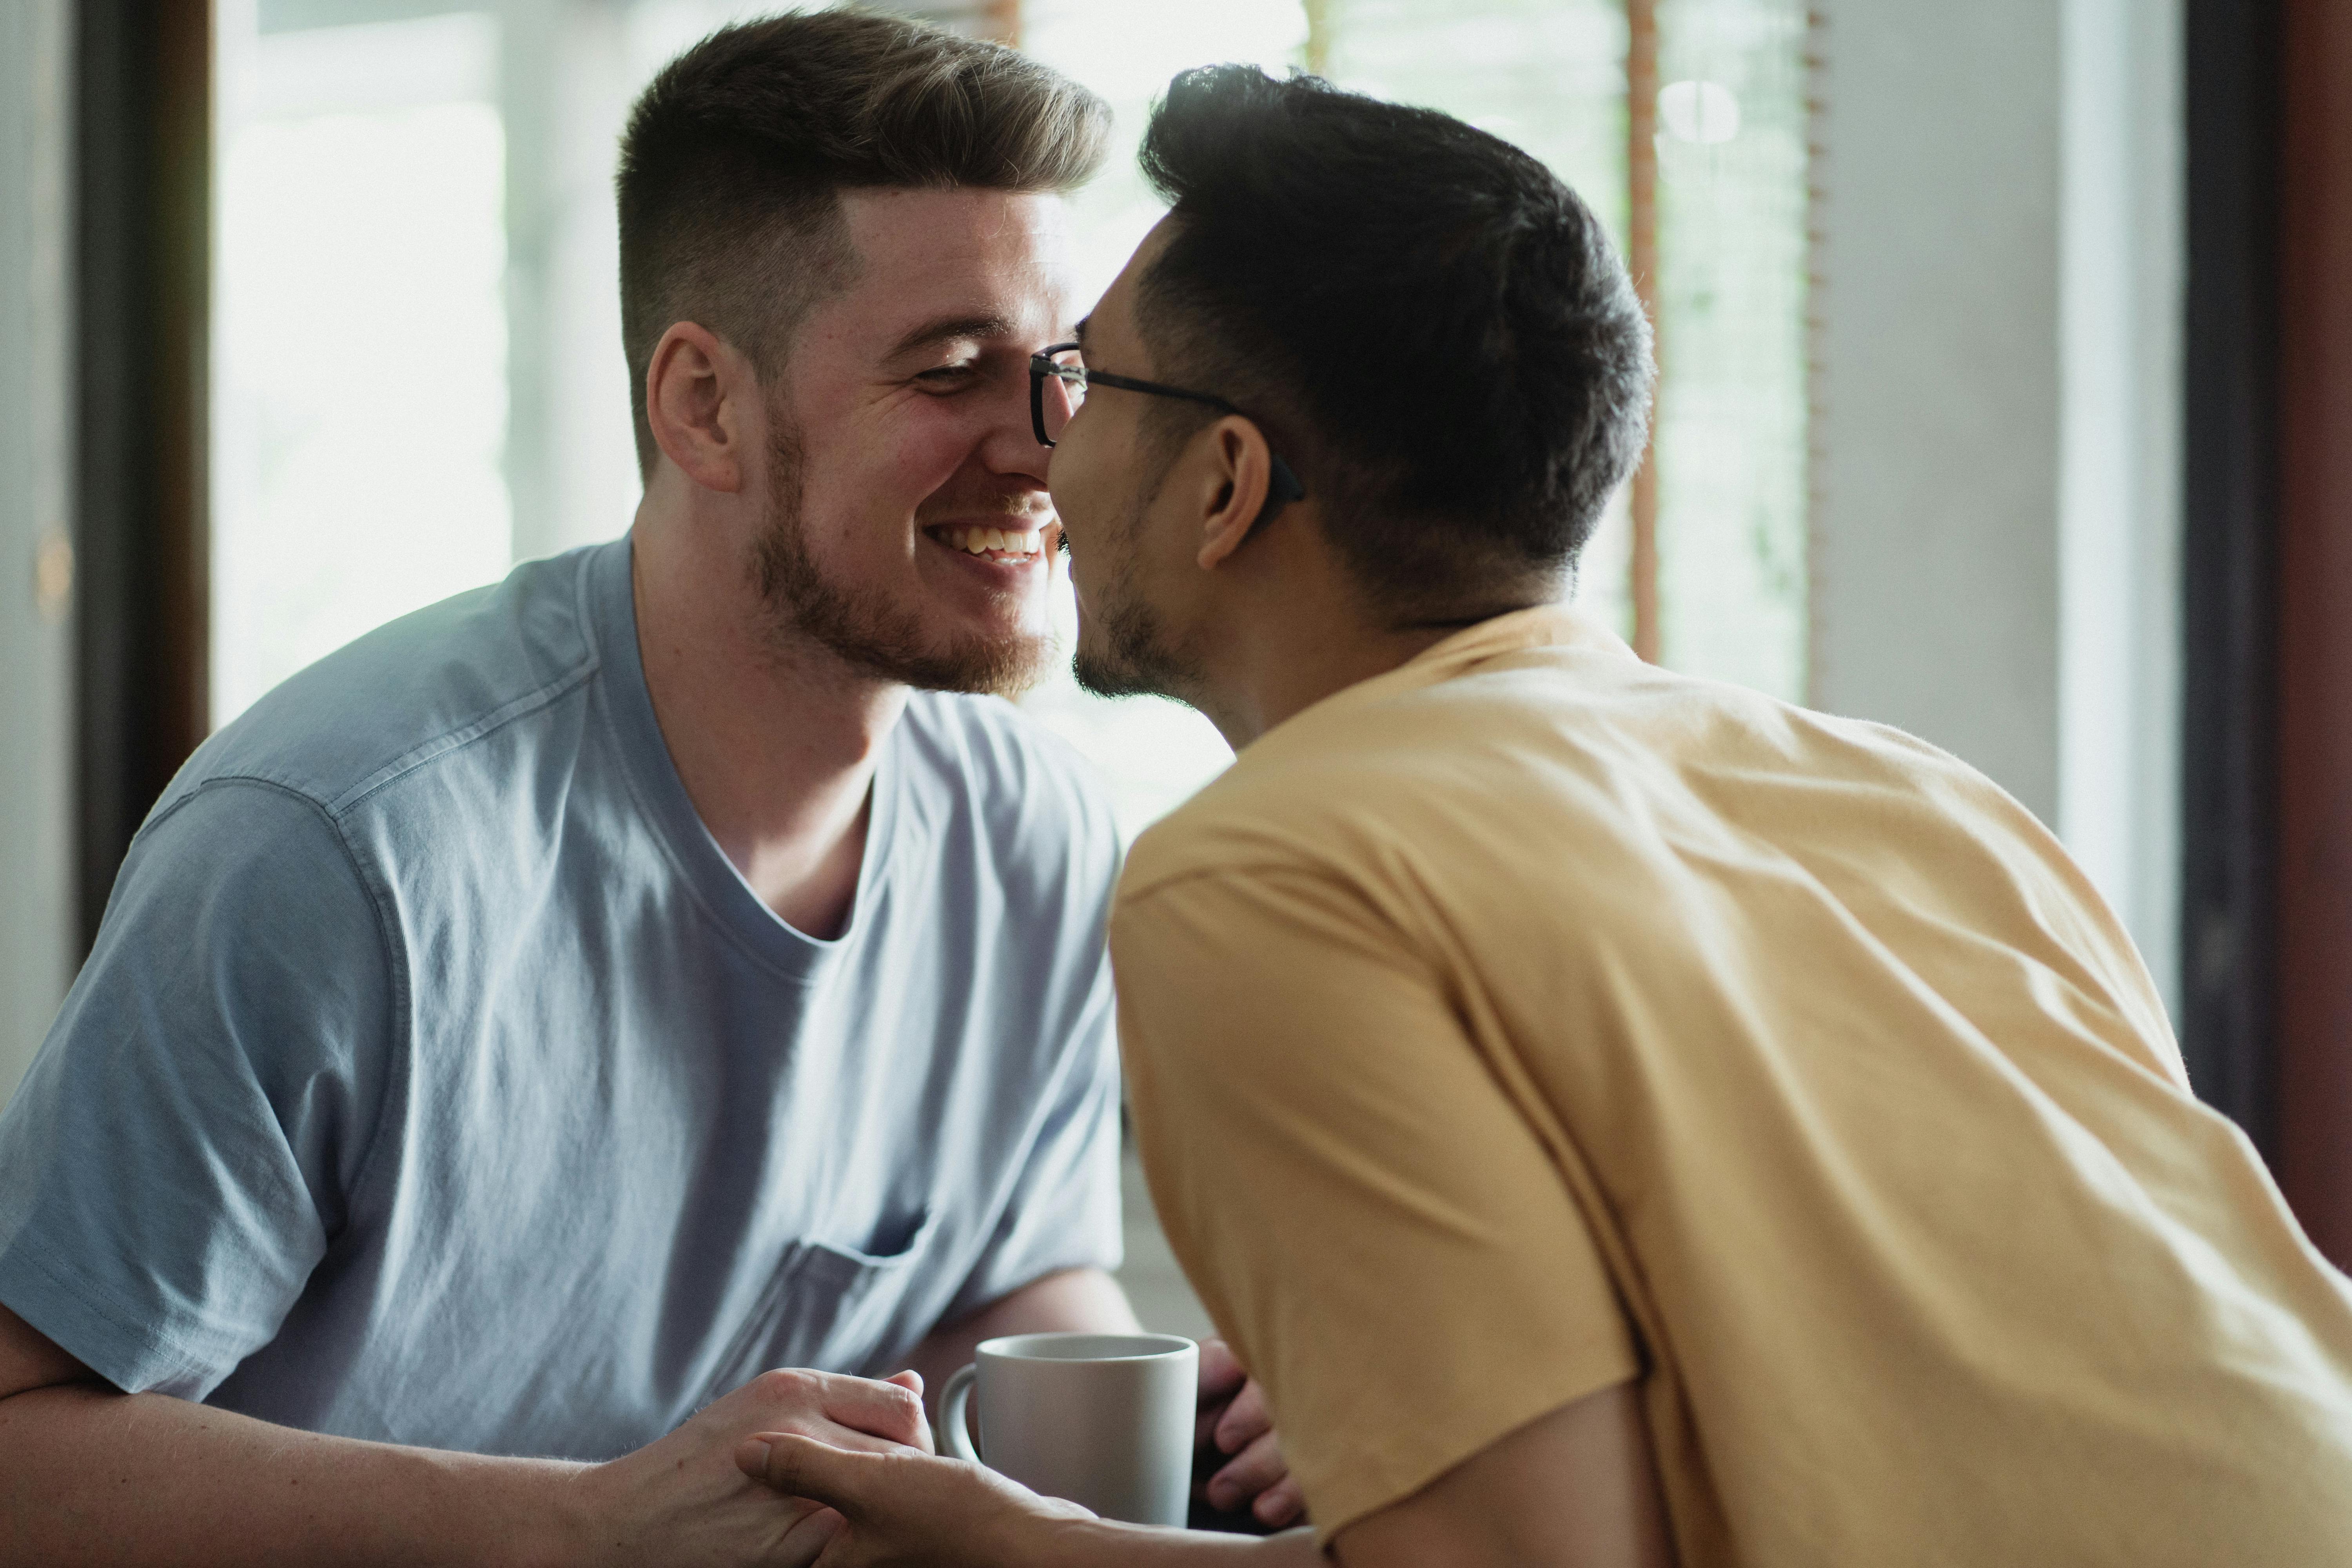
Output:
[2274, 0, 2352, 1266]
[2180, 0, 2282, 1158]
[2182, 0, 2352, 1268]
[74, 0, 213, 950]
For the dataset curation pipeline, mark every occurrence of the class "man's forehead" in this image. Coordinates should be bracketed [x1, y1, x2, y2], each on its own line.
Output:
[836, 187, 1071, 319]
[842, 183, 1069, 242]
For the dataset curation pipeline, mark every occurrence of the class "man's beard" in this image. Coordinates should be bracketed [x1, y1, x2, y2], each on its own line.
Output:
[749, 422, 1050, 696]
[1071, 485, 1205, 702]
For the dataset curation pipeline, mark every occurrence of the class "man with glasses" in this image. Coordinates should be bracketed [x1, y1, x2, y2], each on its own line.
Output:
[1031, 342, 1305, 513]
[740, 64, 2352, 1568]
[0, 16, 1294, 1564]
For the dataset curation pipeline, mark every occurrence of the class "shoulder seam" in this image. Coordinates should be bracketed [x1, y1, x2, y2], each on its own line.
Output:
[325, 657, 600, 816]
[315, 795, 414, 1221]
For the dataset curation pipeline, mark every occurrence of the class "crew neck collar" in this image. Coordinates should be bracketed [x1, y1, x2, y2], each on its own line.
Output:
[1247, 602, 1636, 750]
[583, 535, 904, 982]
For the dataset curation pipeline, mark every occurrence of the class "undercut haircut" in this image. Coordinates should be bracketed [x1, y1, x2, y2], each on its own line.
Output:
[1136, 66, 1655, 616]
[616, 10, 1111, 475]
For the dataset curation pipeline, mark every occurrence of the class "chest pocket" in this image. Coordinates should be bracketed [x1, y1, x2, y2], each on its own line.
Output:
[704, 1206, 942, 1396]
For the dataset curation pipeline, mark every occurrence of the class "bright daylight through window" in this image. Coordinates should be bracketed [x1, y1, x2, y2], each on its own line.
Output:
[213, 12, 511, 725]
[211, 0, 1808, 841]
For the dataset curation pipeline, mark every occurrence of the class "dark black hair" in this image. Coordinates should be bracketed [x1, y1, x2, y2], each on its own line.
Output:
[617, 11, 1110, 474]
[1138, 65, 1653, 613]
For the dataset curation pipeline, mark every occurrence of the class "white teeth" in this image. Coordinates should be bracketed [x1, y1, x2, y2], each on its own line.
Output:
[937, 525, 1042, 556]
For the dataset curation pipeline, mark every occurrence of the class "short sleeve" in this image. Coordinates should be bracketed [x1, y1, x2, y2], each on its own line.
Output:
[0, 780, 397, 1399]
[1112, 866, 1638, 1541]
[938, 945, 1124, 1326]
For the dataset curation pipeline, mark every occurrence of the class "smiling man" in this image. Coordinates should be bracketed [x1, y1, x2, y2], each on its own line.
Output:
[0, 16, 1290, 1565]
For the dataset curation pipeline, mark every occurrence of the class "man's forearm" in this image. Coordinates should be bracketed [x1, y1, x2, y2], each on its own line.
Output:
[0, 1383, 590, 1568]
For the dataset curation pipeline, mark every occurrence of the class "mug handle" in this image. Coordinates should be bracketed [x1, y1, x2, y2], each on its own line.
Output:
[939, 1362, 982, 1463]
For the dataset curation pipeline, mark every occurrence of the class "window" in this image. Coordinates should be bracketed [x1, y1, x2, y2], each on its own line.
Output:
[1645, 0, 1809, 699]
[213, 13, 512, 726]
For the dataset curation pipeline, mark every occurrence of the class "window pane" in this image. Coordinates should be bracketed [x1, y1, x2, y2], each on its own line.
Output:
[1654, 0, 1809, 699]
[212, 14, 512, 727]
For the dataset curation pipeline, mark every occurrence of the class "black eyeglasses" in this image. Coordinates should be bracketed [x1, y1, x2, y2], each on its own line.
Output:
[1029, 342, 1305, 519]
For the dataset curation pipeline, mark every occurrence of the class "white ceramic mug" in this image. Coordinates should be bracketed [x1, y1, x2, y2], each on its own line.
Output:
[939, 1331, 1197, 1526]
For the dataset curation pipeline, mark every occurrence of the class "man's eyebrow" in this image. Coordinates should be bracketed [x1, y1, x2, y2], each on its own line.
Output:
[887, 312, 1018, 359]
[1073, 316, 1091, 349]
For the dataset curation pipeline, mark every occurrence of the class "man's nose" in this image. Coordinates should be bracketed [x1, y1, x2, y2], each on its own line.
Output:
[979, 368, 1053, 487]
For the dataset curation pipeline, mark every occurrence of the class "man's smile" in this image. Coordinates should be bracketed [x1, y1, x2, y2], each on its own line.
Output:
[921, 520, 1056, 564]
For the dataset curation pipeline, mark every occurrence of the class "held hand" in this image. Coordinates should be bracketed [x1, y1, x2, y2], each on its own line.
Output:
[736, 1430, 1095, 1568]
[570, 1367, 933, 1568]
[1195, 1340, 1305, 1528]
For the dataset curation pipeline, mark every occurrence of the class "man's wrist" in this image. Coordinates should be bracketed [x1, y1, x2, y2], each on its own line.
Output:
[1027, 1517, 1137, 1568]
[523, 1456, 607, 1568]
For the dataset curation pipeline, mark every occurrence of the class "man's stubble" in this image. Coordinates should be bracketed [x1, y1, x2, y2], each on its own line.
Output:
[1071, 463, 1207, 704]
[749, 419, 1052, 697]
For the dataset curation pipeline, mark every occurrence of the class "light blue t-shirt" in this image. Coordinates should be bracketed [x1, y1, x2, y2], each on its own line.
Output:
[0, 538, 1124, 1459]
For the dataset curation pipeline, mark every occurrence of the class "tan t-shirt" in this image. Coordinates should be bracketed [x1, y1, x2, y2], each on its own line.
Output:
[1111, 606, 2352, 1564]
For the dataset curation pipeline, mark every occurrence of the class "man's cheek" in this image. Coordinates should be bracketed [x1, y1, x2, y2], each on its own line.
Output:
[878, 411, 980, 512]
[1048, 449, 1111, 545]
[1067, 532, 1109, 619]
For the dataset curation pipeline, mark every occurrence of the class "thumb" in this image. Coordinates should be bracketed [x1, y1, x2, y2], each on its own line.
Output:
[884, 1369, 934, 1454]
[738, 1431, 878, 1515]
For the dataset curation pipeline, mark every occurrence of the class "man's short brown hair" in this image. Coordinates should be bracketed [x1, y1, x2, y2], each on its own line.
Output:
[616, 10, 1111, 474]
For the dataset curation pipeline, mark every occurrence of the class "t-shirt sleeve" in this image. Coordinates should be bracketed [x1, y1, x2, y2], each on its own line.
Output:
[939, 940, 1125, 1326]
[0, 780, 397, 1399]
[1111, 865, 1639, 1542]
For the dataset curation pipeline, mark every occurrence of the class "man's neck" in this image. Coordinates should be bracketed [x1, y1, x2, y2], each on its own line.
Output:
[1189, 559, 1536, 750]
[629, 514, 908, 940]
[1195, 615, 1461, 751]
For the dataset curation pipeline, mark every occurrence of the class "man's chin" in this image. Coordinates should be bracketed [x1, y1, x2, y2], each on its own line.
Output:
[1069, 590, 1203, 702]
[1072, 644, 1170, 702]
[786, 586, 1051, 696]
[877, 627, 1054, 697]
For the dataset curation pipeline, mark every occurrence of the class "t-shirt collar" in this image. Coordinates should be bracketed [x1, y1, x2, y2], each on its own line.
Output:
[1254, 602, 1637, 747]
[583, 534, 904, 980]
[1403, 602, 1636, 675]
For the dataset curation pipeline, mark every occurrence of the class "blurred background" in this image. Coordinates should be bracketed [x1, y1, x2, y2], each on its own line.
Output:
[4, 0, 2349, 1323]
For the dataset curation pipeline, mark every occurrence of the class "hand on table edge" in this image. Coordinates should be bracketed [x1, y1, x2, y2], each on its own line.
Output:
[735, 1430, 1319, 1568]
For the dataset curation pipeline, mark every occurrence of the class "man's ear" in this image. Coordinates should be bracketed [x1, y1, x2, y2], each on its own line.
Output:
[645, 321, 751, 495]
[1195, 418, 1280, 570]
